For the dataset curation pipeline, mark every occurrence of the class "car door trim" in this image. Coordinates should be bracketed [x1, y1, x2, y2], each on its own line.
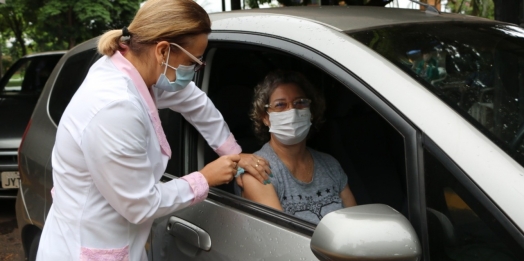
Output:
[208, 188, 317, 237]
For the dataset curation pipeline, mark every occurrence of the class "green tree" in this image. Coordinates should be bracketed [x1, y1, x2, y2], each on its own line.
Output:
[35, 0, 140, 50]
[0, 0, 40, 58]
[0, 0, 140, 76]
[447, 0, 494, 19]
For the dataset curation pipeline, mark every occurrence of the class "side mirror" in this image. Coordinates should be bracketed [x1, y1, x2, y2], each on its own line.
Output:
[310, 204, 421, 261]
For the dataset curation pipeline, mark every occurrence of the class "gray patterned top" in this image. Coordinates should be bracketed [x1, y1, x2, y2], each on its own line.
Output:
[254, 143, 348, 224]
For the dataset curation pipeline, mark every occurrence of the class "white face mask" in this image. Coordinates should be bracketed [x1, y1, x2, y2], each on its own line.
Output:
[268, 108, 312, 145]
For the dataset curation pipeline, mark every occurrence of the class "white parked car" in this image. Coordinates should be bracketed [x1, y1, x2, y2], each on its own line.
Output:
[17, 6, 524, 261]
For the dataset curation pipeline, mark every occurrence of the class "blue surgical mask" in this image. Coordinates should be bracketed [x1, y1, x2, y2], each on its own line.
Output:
[153, 46, 195, 92]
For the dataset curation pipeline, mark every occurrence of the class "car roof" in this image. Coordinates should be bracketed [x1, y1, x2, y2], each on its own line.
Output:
[24, 50, 67, 59]
[210, 6, 502, 32]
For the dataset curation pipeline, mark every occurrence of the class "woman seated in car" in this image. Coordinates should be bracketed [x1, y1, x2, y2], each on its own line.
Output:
[240, 70, 357, 224]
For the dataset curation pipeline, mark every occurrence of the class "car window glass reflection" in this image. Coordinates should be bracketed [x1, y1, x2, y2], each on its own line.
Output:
[350, 23, 524, 168]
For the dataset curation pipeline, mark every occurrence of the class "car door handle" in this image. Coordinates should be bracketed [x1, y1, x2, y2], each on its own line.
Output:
[167, 216, 212, 251]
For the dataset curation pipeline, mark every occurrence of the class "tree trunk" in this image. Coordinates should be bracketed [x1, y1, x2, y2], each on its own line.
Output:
[471, 0, 480, 16]
[3, 9, 26, 57]
[0, 44, 3, 78]
[67, 6, 75, 49]
[13, 20, 26, 56]
[493, 0, 521, 25]
[481, 0, 490, 17]
[457, 0, 465, 13]
[231, 0, 241, 10]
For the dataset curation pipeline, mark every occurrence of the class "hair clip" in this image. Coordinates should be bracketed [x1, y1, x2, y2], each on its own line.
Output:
[120, 26, 131, 42]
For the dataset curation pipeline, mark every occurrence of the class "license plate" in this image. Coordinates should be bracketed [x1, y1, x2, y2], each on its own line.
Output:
[1, 171, 20, 189]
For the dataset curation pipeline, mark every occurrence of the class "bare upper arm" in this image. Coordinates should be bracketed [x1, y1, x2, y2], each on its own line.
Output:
[340, 184, 357, 208]
[240, 173, 283, 211]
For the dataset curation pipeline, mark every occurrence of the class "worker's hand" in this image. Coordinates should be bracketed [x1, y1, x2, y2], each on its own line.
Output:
[200, 154, 241, 187]
[236, 154, 271, 188]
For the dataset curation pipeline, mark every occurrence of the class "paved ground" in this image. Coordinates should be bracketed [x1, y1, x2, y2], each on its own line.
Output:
[0, 200, 24, 261]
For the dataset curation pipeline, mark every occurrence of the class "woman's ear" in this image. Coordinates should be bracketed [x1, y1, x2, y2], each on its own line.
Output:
[155, 41, 169, 65]
[263, 114, 270, 127]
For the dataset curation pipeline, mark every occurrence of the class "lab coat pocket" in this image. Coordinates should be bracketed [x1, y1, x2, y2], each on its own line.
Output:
[80, 245, 129, 261]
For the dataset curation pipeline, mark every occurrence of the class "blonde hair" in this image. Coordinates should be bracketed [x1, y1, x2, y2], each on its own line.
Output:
[97, 0, 211, 56]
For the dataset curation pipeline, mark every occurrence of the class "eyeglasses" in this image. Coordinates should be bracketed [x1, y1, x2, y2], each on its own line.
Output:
[265, 98, 311, 112]
[169, 43, 206, 72]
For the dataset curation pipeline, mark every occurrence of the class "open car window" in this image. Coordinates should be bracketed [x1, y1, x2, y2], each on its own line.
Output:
[196, 44, 407, 225]
[349, 23, 524, 167]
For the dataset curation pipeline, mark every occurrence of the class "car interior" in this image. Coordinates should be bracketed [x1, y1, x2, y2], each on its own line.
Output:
[195, 44, 408, 217]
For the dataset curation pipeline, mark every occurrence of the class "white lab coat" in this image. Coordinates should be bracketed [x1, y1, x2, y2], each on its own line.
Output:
[36, 52, 241, 261]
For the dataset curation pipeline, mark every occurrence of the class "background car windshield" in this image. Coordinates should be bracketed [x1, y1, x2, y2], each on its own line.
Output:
[1, 55, 61, 93]
[350, 23, 524, 168]
[1, 60, 29, 92]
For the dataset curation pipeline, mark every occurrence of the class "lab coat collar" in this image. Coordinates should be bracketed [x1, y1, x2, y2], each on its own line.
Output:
[110, 51, 172, 158]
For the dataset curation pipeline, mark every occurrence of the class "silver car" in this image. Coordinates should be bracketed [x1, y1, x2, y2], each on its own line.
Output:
[17, 6, 524, 261]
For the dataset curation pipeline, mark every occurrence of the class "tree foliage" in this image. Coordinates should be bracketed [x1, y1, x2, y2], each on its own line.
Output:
[0, 0, 40, 57]
[36, 0, 140, 50]
[447, 0, 494, 19]
[0, 0, 140, 71]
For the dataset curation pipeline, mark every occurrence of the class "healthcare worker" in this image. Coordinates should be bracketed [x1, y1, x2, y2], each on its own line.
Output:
[36, 0, 270, 260]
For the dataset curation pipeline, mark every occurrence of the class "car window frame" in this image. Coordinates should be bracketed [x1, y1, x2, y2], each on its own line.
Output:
[46, 41, 100, 127]
[179, 31, 428, 255]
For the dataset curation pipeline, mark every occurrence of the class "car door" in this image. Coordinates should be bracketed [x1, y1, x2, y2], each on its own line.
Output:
[345, 24, 524, 260]
[422, 137, 524, 260]
[149, 32, 424, 260]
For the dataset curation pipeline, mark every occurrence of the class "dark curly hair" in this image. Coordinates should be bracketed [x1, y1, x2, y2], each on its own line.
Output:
[250, 70, 325, 143]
